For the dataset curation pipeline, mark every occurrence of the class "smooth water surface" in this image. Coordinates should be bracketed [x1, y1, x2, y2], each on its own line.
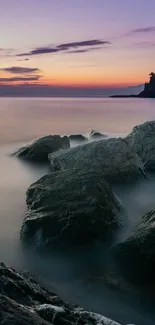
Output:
[0, 97, 155, 325]
[0, 97, 155, 143]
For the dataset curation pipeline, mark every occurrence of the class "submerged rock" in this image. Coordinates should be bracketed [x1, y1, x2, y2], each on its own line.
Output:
[0, 262, 128, 325]
[69, 134, 88, 142]
[114, 210, 155, 283]
[49, 137, 146, 183]
[13, 135, 70, 163]
[125, 120, 155, 170]
[21, 168, 126, 247]
[90, 129, 106, 139]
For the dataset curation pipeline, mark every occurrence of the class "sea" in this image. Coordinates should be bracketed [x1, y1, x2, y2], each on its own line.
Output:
[1, 97, 155, 325]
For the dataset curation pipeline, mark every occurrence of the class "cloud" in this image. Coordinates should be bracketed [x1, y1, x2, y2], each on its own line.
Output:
[1, 66, 40, 74]
[17, 58, 30, 62]
[0, 76, 41, 83]
[131, 26, 155, 34]
[133, 41, 155, 48]
[17, 39, 111, 56]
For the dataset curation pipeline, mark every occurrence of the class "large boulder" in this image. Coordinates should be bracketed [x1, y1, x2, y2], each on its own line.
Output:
[125, 120, 155, 170]
[21, 168, 126, 247]
[69, 134, 88, 143]
[114, 210, 155, 283]
[13, 135, 70, 163]
[49, 138, 146, 183]
[0, 262, 124, 325]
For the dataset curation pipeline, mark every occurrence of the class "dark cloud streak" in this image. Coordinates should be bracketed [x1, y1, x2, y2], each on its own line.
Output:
[17, 39, 111, 57]
[57, 40, 106, 49]
[1, 66, 40, 74]
[17, 58, 30, 62]
[131, 26, 155, 34]
[0, 76, 41, 83]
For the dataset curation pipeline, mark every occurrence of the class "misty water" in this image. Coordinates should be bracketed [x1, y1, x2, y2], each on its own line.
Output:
[1, 97, 155, 324]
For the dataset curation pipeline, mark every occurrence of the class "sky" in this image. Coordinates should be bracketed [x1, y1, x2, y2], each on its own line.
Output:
[0, 0, 155, 92]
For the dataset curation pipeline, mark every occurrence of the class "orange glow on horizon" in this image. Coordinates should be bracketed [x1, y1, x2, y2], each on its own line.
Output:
[0, 70, 148, 88]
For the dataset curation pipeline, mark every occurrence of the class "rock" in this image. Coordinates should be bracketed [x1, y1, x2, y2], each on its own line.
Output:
[21, 168, 126, 246]
[36, 304, 66, 323]
[0, 262, 126, 325]
[69, 134, 88, 143]
[0, 295, 50, 325]
[90, 130, 106, 139]
[125, 120, 155, 170]
[113, 210, 155, 283]
[13, 135, 70, 163]
[49, 138, 146, 183]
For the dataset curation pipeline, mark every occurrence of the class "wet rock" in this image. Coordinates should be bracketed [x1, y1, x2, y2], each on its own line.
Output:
[69, 134, 88, 143]
[0, 262, 127, 325]
[21, 168, 126, 247]
[49, 138, 146, 183]
[13, 135, 70, 163]
[113, 210, 155, 283]
[90, 130, 106, 140]
[125, 120, 155, 170]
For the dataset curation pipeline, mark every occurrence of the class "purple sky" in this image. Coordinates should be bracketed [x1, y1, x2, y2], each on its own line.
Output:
[0, 0, 155, 89]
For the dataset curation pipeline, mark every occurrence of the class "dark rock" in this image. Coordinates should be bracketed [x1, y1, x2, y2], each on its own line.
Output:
[90, 130, 106, 139]
[0, 295, 50, 325]
[49, 138, 146, 183]
[113, 210, 155, 283]
[69, 134, 88, 143]
[125, 120, 155, 170]
[21, 168, 126, 247]
[13, 135, 70, 163]
[139, 72, 155, 98]
[0, 262, 124, 325]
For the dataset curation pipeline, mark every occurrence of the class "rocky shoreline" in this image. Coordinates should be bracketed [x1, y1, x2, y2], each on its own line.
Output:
[14, 121, 155, 275]
[5, 120, 155, 324]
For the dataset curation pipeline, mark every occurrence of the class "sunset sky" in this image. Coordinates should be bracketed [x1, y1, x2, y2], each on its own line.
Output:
[1, 0, 155, 90]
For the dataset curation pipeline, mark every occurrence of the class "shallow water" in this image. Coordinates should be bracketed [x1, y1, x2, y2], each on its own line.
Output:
[1, 97, 155, 324]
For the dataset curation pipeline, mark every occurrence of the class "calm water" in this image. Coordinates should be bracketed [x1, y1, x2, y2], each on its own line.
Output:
[0, 97, 155, 143]
[1, 97, 155, 325]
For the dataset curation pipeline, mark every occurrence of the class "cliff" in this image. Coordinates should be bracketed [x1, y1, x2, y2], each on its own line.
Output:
[139, 72, 155, 98]
[111, 72, 155, 98]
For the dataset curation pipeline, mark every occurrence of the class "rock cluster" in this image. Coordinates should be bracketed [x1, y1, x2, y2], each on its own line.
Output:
[13, 121, 155, 284]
